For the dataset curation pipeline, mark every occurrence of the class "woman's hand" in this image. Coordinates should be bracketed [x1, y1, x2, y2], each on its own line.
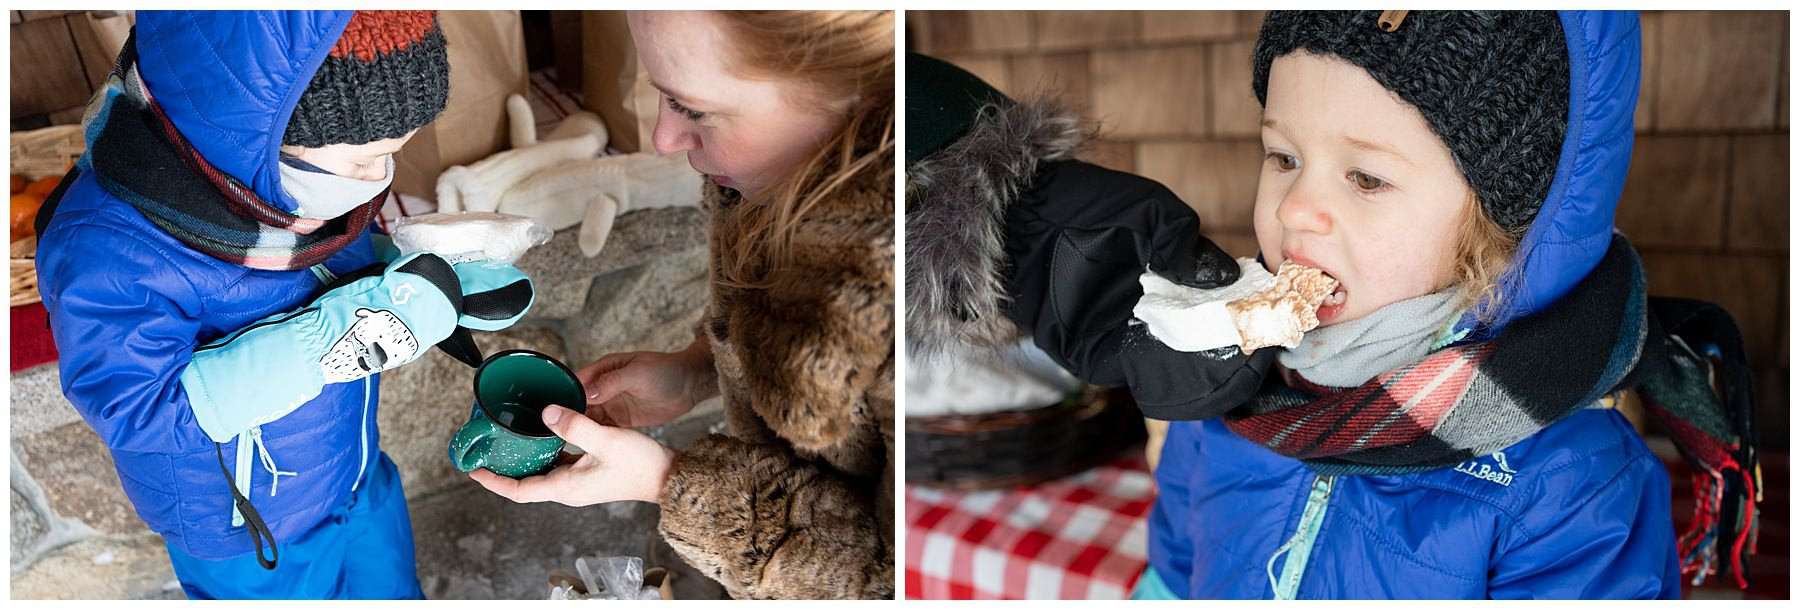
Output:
[576, 340, 715, 428]
[469, 404, 674, 506]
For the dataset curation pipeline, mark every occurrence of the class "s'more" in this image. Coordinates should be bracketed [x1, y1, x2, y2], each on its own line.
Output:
[1133, 258, 1339, 353]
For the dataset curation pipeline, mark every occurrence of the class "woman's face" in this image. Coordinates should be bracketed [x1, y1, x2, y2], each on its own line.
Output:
[628, 11, 846, 197]
[278, 130, 415, 181]
[1254, 52, 1471, 326]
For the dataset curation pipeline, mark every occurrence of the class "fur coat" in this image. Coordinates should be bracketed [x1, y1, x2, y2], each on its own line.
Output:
[656, 153, 895, 600]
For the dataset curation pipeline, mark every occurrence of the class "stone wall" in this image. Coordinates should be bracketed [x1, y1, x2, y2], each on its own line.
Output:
[910, 10, 1791, 446]
[10, 208, 715, 599]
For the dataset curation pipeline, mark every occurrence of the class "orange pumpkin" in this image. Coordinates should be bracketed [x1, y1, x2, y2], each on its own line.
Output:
[12, 193, 43, 241]
[24, 176, 61, 198]
[11, 174, 69, 241]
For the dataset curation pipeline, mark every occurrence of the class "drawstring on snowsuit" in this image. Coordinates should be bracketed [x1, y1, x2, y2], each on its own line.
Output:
[214, 441, 279, 570]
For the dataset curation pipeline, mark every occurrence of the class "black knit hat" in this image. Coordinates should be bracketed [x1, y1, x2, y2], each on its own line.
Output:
[1253, 11, 1569, 234]
[906, 53, 1015, 166]
[284, 10, 450, 148]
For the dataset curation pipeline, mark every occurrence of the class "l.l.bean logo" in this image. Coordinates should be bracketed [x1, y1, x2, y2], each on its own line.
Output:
[1454, 451, 1518, 487]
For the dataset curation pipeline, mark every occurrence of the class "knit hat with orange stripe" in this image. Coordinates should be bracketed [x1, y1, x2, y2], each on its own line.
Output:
[283, 10, 450, 148]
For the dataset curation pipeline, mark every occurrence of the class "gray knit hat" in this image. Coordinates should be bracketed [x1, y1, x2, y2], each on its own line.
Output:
[1253, 11, 1569, 234]
[284, 10, 450, 148]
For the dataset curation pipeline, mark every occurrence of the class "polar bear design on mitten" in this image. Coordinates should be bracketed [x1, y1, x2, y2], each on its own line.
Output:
[320, 308, 421, 383]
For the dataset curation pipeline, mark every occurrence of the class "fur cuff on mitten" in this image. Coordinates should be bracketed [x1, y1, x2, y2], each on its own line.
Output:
[657, 435, 893, 599]
[904, 98, 1084, 359]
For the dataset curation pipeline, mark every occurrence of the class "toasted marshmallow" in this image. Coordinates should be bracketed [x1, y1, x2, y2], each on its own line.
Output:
[1133, 258, 1338, 352]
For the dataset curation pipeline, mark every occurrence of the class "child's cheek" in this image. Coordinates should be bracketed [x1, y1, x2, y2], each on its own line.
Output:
[1371, 249, 1443, 306]
[1397, 219, 1461, 295]
[1341, 240, 1404, 310]
[1251, 184, 1283, 267]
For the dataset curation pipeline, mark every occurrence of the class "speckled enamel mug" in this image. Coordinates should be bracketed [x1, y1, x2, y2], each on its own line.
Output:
[448, 349, 587, 479]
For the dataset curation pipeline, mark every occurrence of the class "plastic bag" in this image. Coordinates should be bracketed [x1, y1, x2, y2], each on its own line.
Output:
[547, 555, 661, 600]
[390, 211, 551, 264]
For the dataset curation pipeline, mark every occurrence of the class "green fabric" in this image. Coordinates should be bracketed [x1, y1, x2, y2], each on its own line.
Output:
[1130, 565, 1181, 600]
[371, 233, 402, 264]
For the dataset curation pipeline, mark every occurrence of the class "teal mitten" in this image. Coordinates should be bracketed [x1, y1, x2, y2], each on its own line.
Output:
[450, 259, 534, 332]
[181, 252, 467, 442]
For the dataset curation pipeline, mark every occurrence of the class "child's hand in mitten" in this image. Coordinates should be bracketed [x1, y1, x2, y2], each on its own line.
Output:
[183, 252, 473, 441]
[1003, 159, 1241, 386]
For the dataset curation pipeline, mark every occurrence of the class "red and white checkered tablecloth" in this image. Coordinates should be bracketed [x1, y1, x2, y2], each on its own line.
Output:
[906, 444, 1788, 599]
[905, 454, 1155, 600]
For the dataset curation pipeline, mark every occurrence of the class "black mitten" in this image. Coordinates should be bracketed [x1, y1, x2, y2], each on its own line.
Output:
[1002, 159, 1244, 387]
[1118, 329, 1279, 421]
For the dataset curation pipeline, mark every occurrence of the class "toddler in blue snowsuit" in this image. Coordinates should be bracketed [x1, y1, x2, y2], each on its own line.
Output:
[36, 11, 534, 598]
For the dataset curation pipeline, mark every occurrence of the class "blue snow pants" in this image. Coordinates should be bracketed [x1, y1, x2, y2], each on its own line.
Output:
[164, 453, 425, 599]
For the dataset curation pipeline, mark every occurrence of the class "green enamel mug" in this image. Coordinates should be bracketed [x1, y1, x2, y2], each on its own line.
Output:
[448, 349, 587, 479]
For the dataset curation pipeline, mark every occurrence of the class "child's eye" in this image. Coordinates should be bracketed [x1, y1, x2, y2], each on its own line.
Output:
[1266, 152, 1299, 171]
[1349, 170, 1389, 192]
[666, 96, 705, 122]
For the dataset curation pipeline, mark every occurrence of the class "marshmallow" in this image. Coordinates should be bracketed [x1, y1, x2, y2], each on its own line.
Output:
[1133, 258, 1338, 352]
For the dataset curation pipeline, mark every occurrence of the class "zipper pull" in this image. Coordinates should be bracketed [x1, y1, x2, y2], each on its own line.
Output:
[215, 441, 280, 570]
[250, 427, 297, 498]
[1267, 474, 1337, 599]
[309, 263, 338, 286]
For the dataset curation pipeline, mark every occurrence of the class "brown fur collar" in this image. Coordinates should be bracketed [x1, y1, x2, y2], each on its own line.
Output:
[659, 149, 895, 600]
[702, 149, 893, 459]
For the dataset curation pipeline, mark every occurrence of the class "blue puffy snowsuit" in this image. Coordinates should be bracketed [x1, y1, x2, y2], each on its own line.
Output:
[36, 11, 430, 598]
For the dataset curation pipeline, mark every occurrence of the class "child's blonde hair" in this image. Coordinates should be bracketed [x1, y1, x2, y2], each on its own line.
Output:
[1448, 190, 1523, 324]
[710, 10, 894, 288]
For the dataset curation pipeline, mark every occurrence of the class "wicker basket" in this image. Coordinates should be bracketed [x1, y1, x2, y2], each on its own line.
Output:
[11, 236, 38, 307]
[12, 125, 85, 181]
[11, 125, 84, 308]
[905, 387, 1147, 490]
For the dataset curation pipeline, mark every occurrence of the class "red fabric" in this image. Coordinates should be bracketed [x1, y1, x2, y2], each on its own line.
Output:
[905, 454, 1154, 600]
[333, 11, 439, 62]
[1666, 446, 1787, 599]
[11, 302, 58, 372]
[1225, 343, 1493, 459]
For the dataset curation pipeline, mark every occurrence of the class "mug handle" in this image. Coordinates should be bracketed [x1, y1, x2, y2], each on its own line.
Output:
[450, 409, 499, 473]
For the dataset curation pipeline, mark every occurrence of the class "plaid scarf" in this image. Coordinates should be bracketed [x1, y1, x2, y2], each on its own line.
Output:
[84, 44, 380, 271]
[1225, 235, 1761, 588]
[1638, 298, 1763, 589]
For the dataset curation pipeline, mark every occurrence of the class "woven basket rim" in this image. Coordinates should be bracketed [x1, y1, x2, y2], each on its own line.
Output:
[905, 388, 1146, 490]
[904, 387, 1108, 432]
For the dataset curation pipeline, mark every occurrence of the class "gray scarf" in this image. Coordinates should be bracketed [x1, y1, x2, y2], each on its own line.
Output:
[280, 156, 394, 220]
[1278, 288, 1467, 388]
